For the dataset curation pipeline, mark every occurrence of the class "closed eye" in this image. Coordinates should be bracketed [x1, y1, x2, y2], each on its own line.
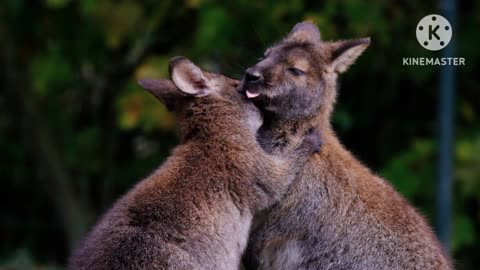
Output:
[288, 67, 305, 76]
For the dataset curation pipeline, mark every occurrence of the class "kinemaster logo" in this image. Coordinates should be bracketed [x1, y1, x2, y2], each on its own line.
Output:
[403, 14, 465, 66]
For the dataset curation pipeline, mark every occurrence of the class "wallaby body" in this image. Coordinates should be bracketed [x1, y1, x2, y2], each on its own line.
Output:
[242, 22, 452, 270]
[68, 57, 320, 270]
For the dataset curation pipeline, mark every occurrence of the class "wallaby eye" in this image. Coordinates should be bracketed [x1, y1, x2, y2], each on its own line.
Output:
[288, 67, 305, 76]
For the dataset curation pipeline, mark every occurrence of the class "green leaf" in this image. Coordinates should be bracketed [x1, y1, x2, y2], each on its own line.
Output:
[30, 48, 73, 97]
[195, 6, 233, 54]
[96, 0, 144, 48]
[452, 215, 476, 251]
[45, 0, 70, 9]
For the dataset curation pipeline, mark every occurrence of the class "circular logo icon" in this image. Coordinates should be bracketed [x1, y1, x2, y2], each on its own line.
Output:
[416, 14, 452, 51]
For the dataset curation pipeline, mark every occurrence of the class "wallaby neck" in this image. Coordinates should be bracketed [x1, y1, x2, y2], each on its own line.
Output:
[257, 117, 300, 154]
[256, 113, 325, 154]
[258, 113, 364, 173]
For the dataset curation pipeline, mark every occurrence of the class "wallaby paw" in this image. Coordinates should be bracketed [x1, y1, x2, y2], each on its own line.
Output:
[304, 128, 323, 153]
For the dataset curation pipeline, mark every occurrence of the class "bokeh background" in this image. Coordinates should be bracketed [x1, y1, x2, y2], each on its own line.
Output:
[1, 0, 479, 269]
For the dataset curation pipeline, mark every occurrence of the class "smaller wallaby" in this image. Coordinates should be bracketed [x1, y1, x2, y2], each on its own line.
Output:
[68, 57, 321, 270]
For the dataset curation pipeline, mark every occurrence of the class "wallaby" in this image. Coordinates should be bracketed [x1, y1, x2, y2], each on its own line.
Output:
[241, 22, 452, 270]
[68, 57, 321, 270]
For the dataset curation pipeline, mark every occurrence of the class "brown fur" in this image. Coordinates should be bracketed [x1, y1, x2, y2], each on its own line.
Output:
[242, 22, 452, 270]
[68, 57, 321, 270]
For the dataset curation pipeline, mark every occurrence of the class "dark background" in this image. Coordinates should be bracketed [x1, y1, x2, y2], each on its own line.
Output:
[1, 0, 479, 269]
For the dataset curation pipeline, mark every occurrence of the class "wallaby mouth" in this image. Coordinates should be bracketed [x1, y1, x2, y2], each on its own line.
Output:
[241, 80, 263, 99]
[242, 66, 266, 99]
[246, 90, 260, 99]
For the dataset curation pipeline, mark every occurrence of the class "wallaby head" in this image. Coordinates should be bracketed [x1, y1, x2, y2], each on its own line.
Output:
[242, 22, 370, 127]
[139, 56, 262, 141]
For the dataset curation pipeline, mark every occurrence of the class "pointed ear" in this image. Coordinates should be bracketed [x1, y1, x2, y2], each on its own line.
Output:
[286, 21, 321, 43]
[137, 78, 179, 110]
[329, 38, 370, 73]
[169, 56, 209, 95]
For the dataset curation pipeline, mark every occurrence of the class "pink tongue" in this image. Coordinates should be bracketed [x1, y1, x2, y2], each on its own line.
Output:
[246, 91, 260, 99]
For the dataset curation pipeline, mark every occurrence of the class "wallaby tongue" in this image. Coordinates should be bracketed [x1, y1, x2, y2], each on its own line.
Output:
[246, 91, 260, 99]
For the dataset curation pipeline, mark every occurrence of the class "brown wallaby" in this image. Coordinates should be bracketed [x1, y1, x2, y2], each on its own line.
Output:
[68, 57, 321, 270]
[241, 22, 452, 270]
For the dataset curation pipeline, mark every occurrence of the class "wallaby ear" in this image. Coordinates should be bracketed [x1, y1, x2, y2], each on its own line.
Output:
[169, 56, 209, 95]
[329, 38, 370, 73]
[286, 21, 321, 43]
[137, 78, 179, 110]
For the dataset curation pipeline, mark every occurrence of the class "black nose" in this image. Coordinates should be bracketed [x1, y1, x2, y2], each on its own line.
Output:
[245, 68, 263, 83]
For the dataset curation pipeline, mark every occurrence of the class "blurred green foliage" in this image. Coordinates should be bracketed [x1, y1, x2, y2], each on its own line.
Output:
[0, 0, 479, 269]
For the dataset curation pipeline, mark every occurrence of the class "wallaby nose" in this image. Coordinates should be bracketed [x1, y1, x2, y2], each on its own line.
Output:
[245, 68, 263, 83]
